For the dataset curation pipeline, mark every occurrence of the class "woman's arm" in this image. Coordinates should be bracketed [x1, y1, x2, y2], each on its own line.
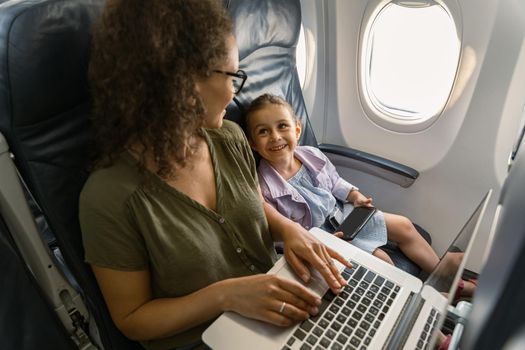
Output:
[260, 190, 350, 293]
[93, 266, 225, 340]
[93, 265, 322, 341]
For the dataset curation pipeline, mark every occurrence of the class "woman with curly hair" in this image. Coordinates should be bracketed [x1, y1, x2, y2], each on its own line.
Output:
[80, 1, 349, 348]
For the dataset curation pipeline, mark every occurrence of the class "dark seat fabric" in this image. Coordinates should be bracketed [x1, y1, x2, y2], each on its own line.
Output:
[223, 0, 431, 277]
[0, 1, 142, 349]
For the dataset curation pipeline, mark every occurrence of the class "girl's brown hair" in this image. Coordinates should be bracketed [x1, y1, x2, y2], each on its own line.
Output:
[89, 0, 232, 178]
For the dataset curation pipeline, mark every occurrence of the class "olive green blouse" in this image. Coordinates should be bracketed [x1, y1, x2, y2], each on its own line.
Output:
[80, 120, 277, 349]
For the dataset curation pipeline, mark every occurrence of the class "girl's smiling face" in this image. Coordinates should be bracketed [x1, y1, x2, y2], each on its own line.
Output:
[248, 103, 301, 166]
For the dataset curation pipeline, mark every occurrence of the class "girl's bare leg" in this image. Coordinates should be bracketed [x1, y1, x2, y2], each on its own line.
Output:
[372, 248, 394, 265]
[383, 213, 440, 274]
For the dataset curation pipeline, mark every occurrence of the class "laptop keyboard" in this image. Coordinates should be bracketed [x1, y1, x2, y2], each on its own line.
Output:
[417, 307, 440, 350]
[282, 262, 400, 350]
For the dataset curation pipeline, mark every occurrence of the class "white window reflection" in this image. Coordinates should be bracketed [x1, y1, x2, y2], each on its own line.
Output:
[297, 24, 307, 88]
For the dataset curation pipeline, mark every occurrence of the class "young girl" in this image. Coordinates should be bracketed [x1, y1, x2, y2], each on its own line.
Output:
[245, 93, 440, 274]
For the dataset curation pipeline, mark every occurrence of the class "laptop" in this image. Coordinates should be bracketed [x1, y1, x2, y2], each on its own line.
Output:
[203, 190, 491, 350]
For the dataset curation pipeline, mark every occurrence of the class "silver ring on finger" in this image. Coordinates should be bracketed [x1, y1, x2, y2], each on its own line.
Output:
[279, 301, 287, 313]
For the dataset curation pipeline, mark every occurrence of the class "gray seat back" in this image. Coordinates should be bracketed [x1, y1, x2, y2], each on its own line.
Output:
[224, 0, 317, 146]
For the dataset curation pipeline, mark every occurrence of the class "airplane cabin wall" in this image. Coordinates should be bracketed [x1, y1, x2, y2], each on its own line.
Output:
[300, 0, 525, 271]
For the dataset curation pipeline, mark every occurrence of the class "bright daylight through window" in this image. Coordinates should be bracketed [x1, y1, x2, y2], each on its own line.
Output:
[361, 1, 460, 131]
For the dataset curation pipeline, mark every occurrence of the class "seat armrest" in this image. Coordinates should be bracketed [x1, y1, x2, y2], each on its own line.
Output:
[318, 143, 419, 188]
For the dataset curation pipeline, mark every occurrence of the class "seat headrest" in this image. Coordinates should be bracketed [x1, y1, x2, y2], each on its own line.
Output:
[0, 0, 100, 129]
[224, 0, 317, 146]
[228, 0, 301, 61]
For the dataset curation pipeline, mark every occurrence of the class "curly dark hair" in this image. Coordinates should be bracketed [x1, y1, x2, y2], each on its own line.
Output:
[244, 93, 299, 139]
[89, 0, 233, 178]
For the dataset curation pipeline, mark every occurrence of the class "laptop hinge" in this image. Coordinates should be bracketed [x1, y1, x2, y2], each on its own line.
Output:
[383, 292, 424, 350]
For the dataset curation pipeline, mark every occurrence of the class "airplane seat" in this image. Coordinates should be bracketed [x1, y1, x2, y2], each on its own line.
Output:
[461, 145, 525, 348]
[0, 0, 142, 349]
[223, 0, 431, 276]
[0, 212, 76, 350]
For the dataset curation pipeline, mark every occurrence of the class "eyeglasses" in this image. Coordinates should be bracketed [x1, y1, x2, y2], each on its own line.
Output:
[213, 69, 247, 94]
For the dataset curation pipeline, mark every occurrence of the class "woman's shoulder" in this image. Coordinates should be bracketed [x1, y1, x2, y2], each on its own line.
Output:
[80, 155, 143, 210]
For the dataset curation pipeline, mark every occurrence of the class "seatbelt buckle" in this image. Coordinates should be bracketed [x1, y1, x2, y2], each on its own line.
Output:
[328, 207, 345, 229]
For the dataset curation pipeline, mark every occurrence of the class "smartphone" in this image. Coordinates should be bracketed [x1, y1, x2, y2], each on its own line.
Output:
[336, 206, 377, 241]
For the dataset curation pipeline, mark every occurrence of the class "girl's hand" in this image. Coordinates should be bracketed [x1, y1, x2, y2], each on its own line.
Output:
[349, 190, 374, 207]
[334, 231, 344, 239]
[222, 274, 321, 327]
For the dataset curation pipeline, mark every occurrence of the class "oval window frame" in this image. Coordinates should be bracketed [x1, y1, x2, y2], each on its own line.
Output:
[357, 0, 462, 133]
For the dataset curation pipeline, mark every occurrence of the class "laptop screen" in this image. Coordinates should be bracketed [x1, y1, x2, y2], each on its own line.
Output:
[386, 190, 491, 350]
[418, 191, 491, 348]
[423, 190, 491, 297]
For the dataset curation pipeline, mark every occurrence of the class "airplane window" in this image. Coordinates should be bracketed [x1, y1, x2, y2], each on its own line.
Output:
[360, 1, 460, 132]
[297, 24, 307, 88]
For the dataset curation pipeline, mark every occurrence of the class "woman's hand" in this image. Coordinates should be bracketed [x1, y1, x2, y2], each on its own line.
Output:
[221, 274, 321, 327]
[261, 190, 351, 294]
[348, 190, 373, 207]
[280, 223, 351, 294]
